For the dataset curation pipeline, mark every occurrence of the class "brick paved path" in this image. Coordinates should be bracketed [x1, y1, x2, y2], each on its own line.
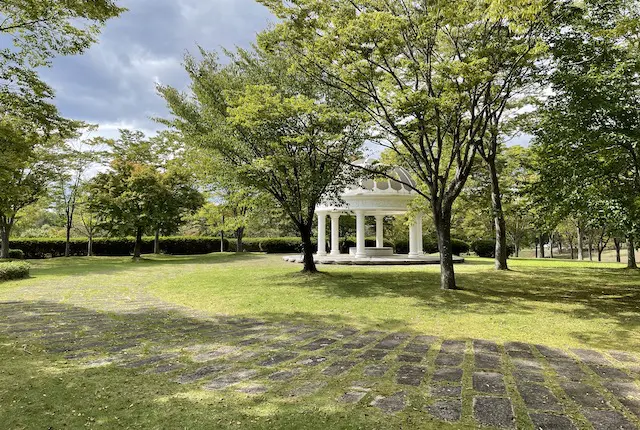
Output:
[1, 286, 639, 429]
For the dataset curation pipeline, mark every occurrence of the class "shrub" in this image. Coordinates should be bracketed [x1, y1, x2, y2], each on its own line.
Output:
[8, 249, 24, 260]
[0, 262, 30, 281]
[9, 236, 229, 259]
[471, 239, 515, 258]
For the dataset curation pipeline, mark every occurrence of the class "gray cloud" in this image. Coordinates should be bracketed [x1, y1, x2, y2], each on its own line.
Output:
[39, 0, 274, 138]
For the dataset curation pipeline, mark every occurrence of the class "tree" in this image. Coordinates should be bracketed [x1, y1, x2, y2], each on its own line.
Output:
[52, 136, 99, 257]
[0, 116, 73, 258]
[88, 131, 204, 260]
[0, 0, 124, 125]
[74, 187, 101, 257]
[259, 0, 557, 289]
[158, 48, 366, 273]
[531, 0, 640, 269]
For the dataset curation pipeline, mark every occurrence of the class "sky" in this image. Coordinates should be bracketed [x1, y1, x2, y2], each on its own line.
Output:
[39, 0, 275, 140]
[38, 0, 531, 146]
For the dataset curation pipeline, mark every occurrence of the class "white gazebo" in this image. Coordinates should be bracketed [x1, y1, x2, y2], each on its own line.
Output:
[283, 163, 464, 265]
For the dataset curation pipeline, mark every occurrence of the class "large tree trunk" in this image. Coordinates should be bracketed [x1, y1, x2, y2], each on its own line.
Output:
[299, 224, 317, 273]
[236, 227, 244, 253]
[614, 238, 621, 263]
[539, 234, 545, 258]
[220, 230, 225, 252]
[577, 225, 584, 260]
[569, 242, 574, 260]
[628, 238, 637, 269]
[87, 234, 93, 257]
[0, 223, 10, 259]
[65, 224, 72, 257]
[487, 158, 508, 270]
[154, 228, 160, 254]
[515, 240, 520, 258]
[549, 233, 554, 259]
[588, 235, 593, 261]
[133, 227, 143, 261]
[435, 205, 458, 290]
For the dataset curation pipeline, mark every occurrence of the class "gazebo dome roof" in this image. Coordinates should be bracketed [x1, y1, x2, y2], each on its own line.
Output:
[316, 161, 418, 215]
[343, 163, 417, 197]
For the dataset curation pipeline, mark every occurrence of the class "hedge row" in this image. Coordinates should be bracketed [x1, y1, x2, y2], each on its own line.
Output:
[471, 239, 516, 258]
[395, 237, 471, 256]
[9, 237, 229, 259]
[0, 262, 30, 282]
[228, 237, 317, 253]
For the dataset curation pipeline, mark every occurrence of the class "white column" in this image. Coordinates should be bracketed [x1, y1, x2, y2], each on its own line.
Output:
[317, 212, 327, 256]
[355, 210, 366, 258]
[375, 215, 384, 248]
[408, 219, 419, 257]
[416, 212, 423, 255]
[330, 213, 341, 256]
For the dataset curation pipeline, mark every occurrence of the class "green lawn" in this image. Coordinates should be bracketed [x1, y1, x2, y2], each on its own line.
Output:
[2, 253, 639, 352]
[1, 254, 639, 429]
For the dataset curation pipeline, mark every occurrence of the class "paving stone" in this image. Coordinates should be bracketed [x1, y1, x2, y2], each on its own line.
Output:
[473, 396, 515, 429]
[429, 385, 462, 398]
[296, 356, 327, 367]
[426, 399, 461, 422]
[374, 333, 409, 350]
[517, 383, 562, 411]
[289, 381, 327, 397]
[370, 391, 406, 414]
[560, 381, 609, 408]
[529, 413, 577, 430]
[473, 339, 500, 354]
[549, 360, 587, 381]
[193, 346, 238, 362]
[475, 352, 501, 370]
[176, 364, 230, 384]
[301, 338, 337, 351]
[603, 381, 640, 399]
[512, 369, 546, 384]
[328, 348, 352, 356]
[432, 367, 463, 383]
[334, 328, 358, 338]
[588, 365, 633, 381]
[358, 349, 388, 360]
[205, 369, 258, 390]
[619, 397, 640, 419]
[259, 353, 297, 367]
[440, 340, 466, 353]
[268, 369, 300, 381]
[322, 360, 357, 376]
[571, 349, 610, 366]
[508, 349, 536, 360]
[512, 357, 544, 371]
[582, 408, 637, 430]
[396, 365, 427, 386]
[609, 351, 638, 363]
[404, 342, 430, 355]
[473, 372, 506, 394]
[291, 330, 324, 341]
[397, 354, 423, 363]
[237, 384, 268, 394]
[364, 364, 389, 377]
[414, 335, 438, 344]
[435, 352, 464, 367]
[339, 391, 367, 404]
[121, 354, 177, 369]
[505, 342, 531, 352]
[344, 335, 378, 349]
[144, 363, 185, 374]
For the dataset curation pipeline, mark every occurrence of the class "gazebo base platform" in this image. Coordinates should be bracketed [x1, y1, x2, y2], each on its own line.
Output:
[282, 254, 465, 266]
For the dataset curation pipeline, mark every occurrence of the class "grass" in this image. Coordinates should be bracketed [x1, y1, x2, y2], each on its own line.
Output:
[1, 253, 639, 352]
[1, 253, 639, 429]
